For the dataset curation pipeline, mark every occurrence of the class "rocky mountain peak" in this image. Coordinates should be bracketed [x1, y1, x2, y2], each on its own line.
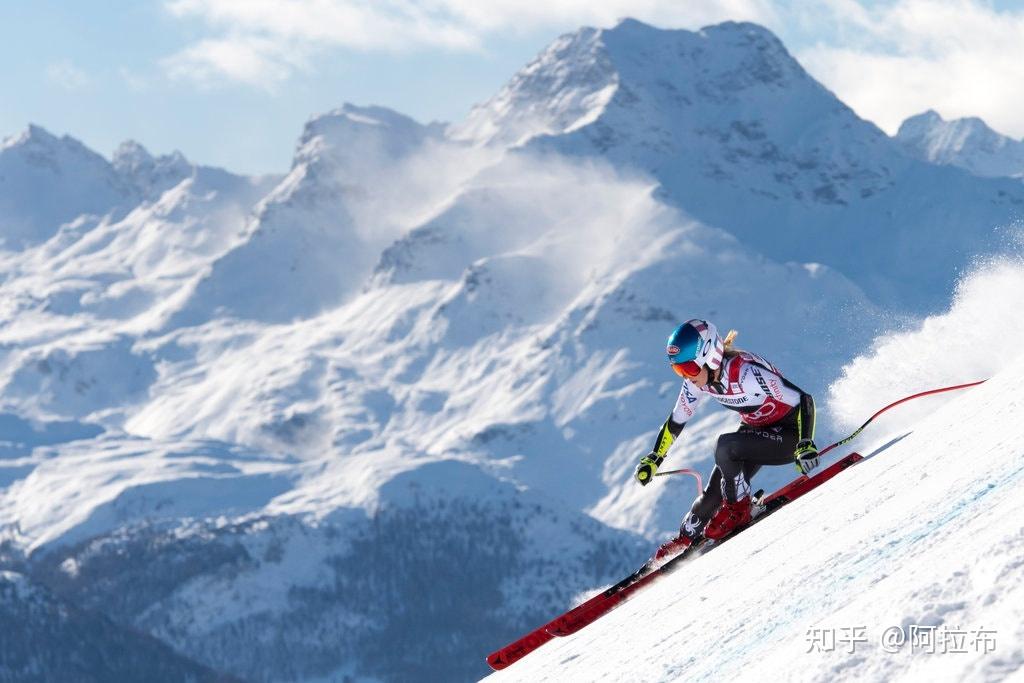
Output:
[112, 140, 192, 198]
[294, 103, 441, 170]
[451, 19, 813, 148]
[896, 109, 1024, 178]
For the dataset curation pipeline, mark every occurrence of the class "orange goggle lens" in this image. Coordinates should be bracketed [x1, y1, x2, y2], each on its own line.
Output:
[671, 360, 702, 378]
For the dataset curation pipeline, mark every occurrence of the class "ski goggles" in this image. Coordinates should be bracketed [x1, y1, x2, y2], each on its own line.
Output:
[671, 360, 703, 378]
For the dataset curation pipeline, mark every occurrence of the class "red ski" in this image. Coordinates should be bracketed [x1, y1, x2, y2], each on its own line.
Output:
[485, 562, 655, 669]
[485, 629, 555, 670]
[548, 451, 864, 637]
[485, 452, 863, 669]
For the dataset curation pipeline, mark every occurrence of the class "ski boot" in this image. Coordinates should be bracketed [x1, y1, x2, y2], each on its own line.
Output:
[651, 534, 693, 567]
[750, 488, 767, 519]
[704, 496, 752, 540]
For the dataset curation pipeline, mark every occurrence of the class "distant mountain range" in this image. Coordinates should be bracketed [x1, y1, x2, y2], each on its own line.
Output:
[896, 108, 1024, 178]
[1, 18, 1021, 683]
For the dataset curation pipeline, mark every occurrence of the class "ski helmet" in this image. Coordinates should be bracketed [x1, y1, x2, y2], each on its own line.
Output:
[666, 319, 724, 378]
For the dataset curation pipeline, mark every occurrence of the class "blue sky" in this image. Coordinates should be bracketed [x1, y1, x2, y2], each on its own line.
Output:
[3, 1, 1023, 175]
[0, 1, 551, 174]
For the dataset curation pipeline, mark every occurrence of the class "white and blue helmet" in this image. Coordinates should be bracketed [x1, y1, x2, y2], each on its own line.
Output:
[666, 319, 725, 377]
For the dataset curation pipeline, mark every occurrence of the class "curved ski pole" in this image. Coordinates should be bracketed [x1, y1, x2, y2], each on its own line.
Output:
[818, 379, 987, 457]
[652, 467, 703, 495]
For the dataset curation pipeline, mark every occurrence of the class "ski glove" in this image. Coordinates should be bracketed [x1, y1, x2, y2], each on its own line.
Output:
[794, 439, 819, 475]
[635, 453, 664, 486]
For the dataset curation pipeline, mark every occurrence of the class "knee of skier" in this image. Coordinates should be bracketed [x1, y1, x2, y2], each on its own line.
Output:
[714, 433, 743, 467]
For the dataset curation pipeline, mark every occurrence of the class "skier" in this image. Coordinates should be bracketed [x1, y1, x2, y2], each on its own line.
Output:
[634, 319, 820, 559]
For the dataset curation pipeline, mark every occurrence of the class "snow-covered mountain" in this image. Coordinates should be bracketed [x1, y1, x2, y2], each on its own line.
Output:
[0, 17, 1022, 683]
[455, 20, 1024, 311]
[0, 127, 263, 254]
[897, 109, 1024, 179]
[168, 104, 478, 324]
[112, 140, 194, 198]
[0, 126, 136, 249]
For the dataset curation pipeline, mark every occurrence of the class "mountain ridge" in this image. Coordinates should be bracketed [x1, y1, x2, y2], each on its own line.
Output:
[897, 109, 1024, 178]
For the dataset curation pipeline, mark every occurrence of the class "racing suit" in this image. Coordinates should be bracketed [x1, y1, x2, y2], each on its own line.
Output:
[648, 351, 815, 540]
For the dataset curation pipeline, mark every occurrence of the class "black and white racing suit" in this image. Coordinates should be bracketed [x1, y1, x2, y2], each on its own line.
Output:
[648, 351, 816, 540]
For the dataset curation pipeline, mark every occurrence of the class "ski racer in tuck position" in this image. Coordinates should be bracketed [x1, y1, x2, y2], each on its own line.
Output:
[635, 319, 820, 558]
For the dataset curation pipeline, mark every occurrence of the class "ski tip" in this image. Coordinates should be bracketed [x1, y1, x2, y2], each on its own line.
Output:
[486, 653, 509, 671]
[485, 628, 556, 670]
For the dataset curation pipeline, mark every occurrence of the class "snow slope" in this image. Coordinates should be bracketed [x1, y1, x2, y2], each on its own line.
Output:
[486, 261, 1024, 683]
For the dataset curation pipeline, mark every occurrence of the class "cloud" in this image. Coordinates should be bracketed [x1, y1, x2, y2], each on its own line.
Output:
[160, 0, 481, 87]
[162, 35, 309, 90]
[793, 0, 1024, 137]
[47, 60, 90, 91]
[165, 0, 483, 49]
[160, 0, 772, 87]
[432, 0, 777, 33]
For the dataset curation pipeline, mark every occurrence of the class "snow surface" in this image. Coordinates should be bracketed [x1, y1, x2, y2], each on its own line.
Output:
[485, 263, 1024, 682]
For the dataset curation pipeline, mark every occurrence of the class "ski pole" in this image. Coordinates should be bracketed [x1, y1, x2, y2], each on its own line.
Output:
[817, 379, 986, 457]
[652, 467, 703, 495]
